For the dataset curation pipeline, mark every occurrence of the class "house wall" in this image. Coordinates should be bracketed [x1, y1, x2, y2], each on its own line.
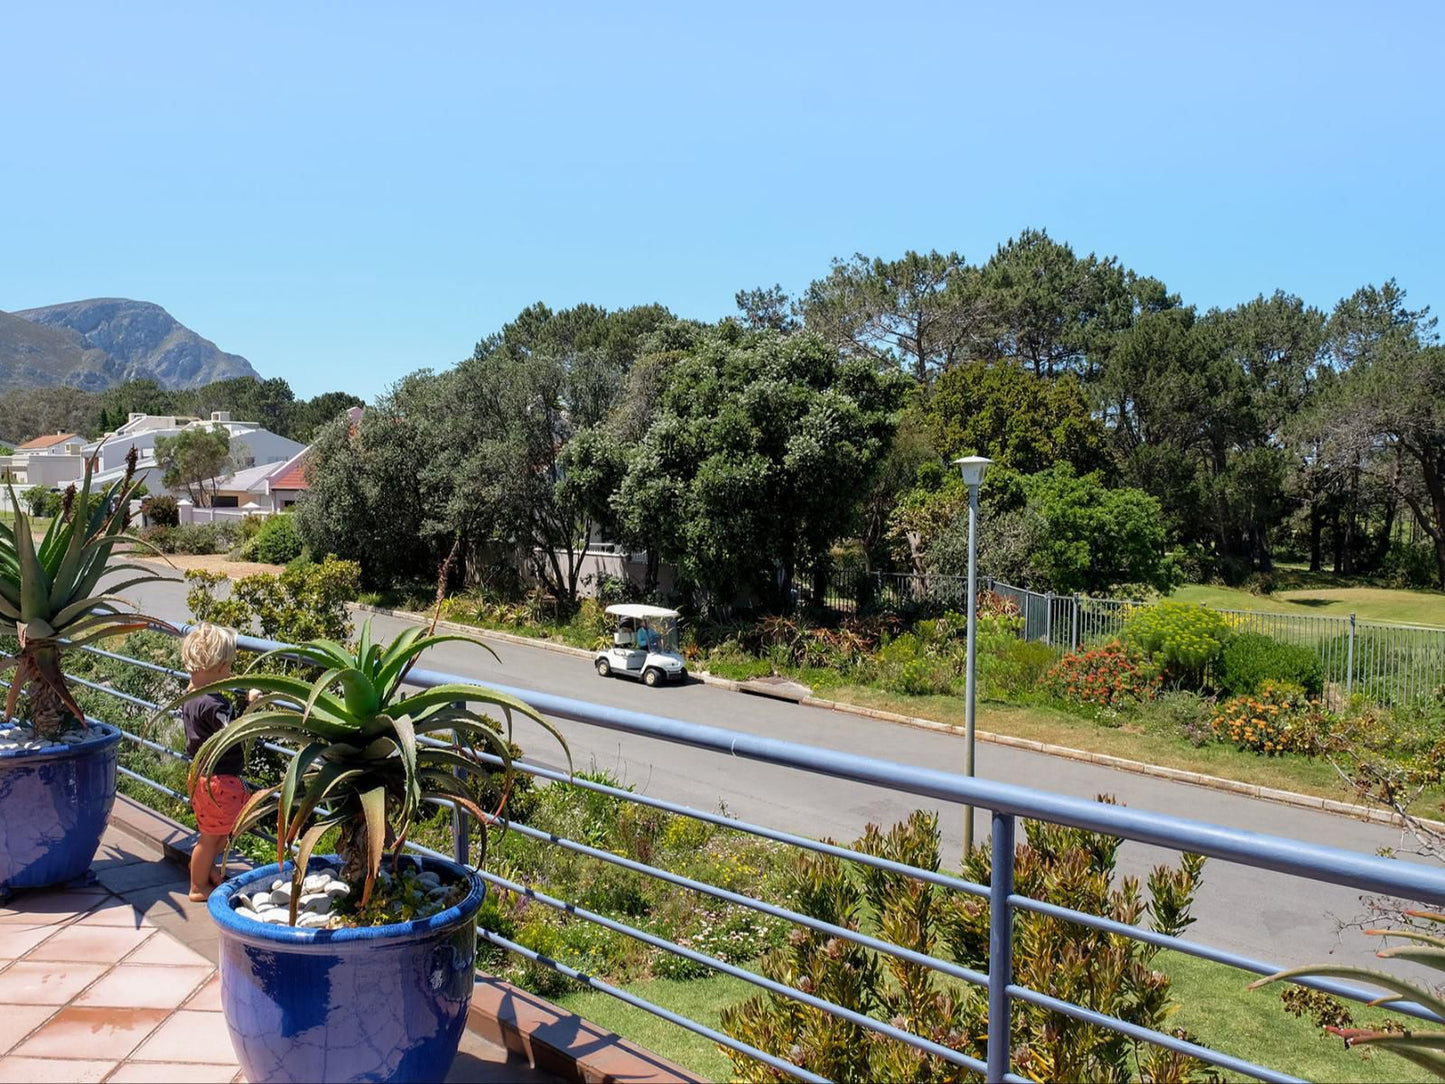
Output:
[523, 548, 679, 600]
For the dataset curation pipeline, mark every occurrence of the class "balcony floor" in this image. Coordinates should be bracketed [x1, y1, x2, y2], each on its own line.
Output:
[0, 824, 551, 1083]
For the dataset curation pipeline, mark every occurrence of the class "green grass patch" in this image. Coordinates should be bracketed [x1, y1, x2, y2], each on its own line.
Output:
[1172, 582, 1445, 627]
[553, 973, 753, 1081]
[553, 955, 1429, 1082]
[822, 685, 1445, 813]
[1161, 949, 1431, 1083]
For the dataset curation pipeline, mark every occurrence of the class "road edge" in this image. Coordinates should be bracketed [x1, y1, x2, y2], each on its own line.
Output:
[351, 602, 1418, 831]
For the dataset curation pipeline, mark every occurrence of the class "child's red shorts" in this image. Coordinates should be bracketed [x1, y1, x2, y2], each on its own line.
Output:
[190, 774, 248, 835]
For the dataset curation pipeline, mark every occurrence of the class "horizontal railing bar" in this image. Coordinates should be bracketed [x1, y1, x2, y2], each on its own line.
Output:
[79, 644, 188, 680]
[473, 928, 829, 1084]
[479, 866, 987, 1073]
[1008, 893, 1444, 1023]
[64, 673, 180, 715]
[364, 659, 1445, 907]
[1007, 983, 1304, 1083]
[117, 764, 186, 802]
[467, 747, 990, 899]
[434, 800, 990, 991]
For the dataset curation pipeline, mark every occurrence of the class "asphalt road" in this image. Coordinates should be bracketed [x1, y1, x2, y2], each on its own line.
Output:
[118, 572, 1438, 977]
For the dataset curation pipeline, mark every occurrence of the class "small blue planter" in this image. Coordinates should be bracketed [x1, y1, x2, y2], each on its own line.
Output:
[210, 855, 484, 1084]
[0, 722, 121, 895]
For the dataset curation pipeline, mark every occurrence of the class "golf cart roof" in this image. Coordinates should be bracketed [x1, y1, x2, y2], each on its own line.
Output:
[604, 604, 680, 620]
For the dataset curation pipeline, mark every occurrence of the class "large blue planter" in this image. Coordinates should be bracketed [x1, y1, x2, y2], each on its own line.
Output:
[210, 855, 484, 1084]
[0, 722, 121, 895]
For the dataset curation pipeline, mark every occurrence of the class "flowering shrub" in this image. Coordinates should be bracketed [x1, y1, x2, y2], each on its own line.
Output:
[1210, 681, 1333, 755]
[1124, 601, 1232, 687]
[1046, 640, 1160, 707]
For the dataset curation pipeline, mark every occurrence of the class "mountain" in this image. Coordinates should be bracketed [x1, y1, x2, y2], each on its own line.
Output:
[1, 299, 259, 390]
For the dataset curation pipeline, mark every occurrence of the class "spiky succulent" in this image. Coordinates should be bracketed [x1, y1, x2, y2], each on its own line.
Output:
[1, 454, 171, 738]
[181, 620, 569, 923]
[1254, 910, 1445, 1078]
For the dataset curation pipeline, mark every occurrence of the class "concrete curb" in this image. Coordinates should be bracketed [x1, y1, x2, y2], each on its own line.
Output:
[350, 603, 1420, 831]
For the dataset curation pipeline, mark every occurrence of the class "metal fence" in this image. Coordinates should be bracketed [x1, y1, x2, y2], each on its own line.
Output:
[40, 628, 1445, 1083]
[813, 570, 1445, 706]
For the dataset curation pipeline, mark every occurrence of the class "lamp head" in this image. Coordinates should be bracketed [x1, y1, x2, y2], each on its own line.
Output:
[952, 455, 993, 488]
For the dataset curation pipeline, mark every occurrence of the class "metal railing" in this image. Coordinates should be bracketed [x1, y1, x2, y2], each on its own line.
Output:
[55, 630, 1445, 1083]
[810, 570, 1445, 706]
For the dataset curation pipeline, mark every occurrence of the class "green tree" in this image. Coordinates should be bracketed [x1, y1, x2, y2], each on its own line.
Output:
[154, 424, 232, 506]
[734, 284, 798, 333]
[973, 228, 1154, 378]
[923, 361, 1111, 476]
[615, 325, 908, 609]
[799, 250, 979, 380]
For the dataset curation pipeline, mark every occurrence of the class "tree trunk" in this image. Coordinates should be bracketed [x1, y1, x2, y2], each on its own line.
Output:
[23, 645, 81, 741]
[1308, 500, 1323, 573]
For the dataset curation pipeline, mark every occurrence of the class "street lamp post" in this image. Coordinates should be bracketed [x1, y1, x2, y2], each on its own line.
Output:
[954, 455, 991, 855]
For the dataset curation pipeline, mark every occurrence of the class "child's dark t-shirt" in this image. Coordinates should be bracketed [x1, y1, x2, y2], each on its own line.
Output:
[182, 692, 245, 776]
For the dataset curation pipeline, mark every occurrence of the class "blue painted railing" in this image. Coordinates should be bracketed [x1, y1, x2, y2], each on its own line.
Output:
[63, 631, 1445, 1083]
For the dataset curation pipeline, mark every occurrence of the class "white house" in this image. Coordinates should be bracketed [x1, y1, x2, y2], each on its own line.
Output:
[2, 412, 306, 508]
[174, 447, 313, 523]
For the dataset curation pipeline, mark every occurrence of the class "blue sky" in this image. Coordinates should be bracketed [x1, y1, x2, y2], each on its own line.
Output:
[3, 2, 1441, 400]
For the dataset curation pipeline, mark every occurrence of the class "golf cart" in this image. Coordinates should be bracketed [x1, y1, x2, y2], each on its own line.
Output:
[595, 604, 687, 686]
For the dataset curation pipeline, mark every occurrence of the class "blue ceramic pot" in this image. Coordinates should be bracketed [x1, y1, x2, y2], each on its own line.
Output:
[210, 855, 484, 1084]
[0, 722, 121, 894]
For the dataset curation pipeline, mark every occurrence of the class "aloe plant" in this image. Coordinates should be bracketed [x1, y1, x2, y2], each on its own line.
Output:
[1, 453, 170, 740]
[182, 620, 569, 923]
[1253, 910, 1445, 1078]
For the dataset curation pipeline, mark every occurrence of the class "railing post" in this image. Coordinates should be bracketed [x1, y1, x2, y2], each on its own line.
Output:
[1044, 591, 1053, 645]
[1071, 594, 1080, 652]
[1346, 613, 1356, 698]
[451, 701, 471, 865]
[987, 811, 1015, 1083]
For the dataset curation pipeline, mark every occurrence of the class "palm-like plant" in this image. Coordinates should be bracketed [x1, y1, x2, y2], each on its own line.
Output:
[1, 453, 170, 739]
[183, 620, 569, 923]
[1253, 911, 1445, 1078]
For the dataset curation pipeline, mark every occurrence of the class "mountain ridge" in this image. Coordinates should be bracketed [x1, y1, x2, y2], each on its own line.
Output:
[1, 298, 259, 390]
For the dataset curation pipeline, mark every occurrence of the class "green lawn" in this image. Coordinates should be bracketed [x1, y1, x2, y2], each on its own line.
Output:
[551, 956, 1423, 1082]
[0, 512, 53, 537]
[1162, 950, 1431, 1083]
[819, 687, 1443, 814]
[553, 973, 751, 1081]
[1172, 582, 1445, 627]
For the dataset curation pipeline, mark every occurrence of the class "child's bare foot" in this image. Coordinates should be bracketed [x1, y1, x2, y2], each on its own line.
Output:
[209, 868, 224, 886]
[188, 888, 209, 902]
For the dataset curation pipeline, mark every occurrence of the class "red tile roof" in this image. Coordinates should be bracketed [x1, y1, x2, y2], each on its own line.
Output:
[269, 455, 309, 491]
[18, 432, 79, 450]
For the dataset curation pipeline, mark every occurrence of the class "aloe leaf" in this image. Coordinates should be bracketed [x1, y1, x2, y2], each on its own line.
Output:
[278, 742, 328, 853]
[357, 787, 387, 907]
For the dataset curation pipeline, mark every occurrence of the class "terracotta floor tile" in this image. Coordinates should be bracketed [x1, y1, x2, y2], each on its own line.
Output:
[0, 1056, 117, 1082]
[0, 925, 57, 960]
[130, 1010, 238, 1064]
[26, 924, 155, 963]
[184, 974, 223, 1012]
[76, 963, 213, 1010]
[0, 1004, 56, 1056]
[74, 897, 154, 929]
[109, 1063, 241, 1082]
[13, 1006, 169, 1060]
[0, 887, 108, 925]
[123, 933, 210, 967]
[0, 960, 109, 1005]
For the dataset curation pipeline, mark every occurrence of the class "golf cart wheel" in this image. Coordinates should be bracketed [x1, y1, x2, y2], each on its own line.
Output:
[595, 657, 611, 677]
[642, 667, 662, 687]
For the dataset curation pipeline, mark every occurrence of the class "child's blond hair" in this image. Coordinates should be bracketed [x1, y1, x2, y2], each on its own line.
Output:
[181, 623, 237, 673]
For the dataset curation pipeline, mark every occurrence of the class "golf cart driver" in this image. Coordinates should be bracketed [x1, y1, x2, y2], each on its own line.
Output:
[594, 604, 687, 686]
